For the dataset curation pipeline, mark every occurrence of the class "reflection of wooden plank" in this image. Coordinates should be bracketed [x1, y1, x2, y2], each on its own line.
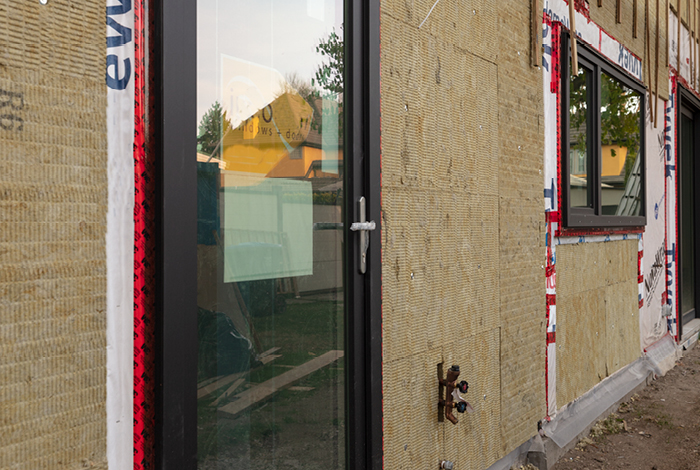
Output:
[198, 350, 282, 399]
[261, 354, 281, 365]
[198, 372, 245, 399]
[259, 347, 280, 359]
[212, 378, 246, 406]
[218, 350, 344, 417]
[198, 375, 224, 390]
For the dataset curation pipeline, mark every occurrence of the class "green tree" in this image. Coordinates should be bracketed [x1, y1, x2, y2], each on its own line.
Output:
[314, 26, 344, 96]
[570, 71, 641, 183]
[197, 101, 232, 157]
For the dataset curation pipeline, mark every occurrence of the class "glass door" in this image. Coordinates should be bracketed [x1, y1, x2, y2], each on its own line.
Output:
[159, 1, 380, 466]
[195, 1, 346, 467]
[680, 105, 697, 329]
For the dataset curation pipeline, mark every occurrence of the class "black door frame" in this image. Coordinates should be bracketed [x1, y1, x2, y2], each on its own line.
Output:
[154, 0, 382, 468]
[676, 85, 700, 340]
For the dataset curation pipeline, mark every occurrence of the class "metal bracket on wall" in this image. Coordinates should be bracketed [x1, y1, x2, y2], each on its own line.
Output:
[350, 197, 376, 274]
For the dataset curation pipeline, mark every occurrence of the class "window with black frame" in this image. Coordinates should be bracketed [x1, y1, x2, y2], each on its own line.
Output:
[562, 33, 646, 229]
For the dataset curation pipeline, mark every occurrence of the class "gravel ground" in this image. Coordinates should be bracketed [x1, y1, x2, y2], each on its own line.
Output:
[550, 342, 700, 470]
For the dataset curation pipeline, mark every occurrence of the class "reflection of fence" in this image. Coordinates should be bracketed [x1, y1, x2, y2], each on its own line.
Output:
[223, 228, 300, 297]
[222, 179, 313, 283]
[615, 150, 642, 216]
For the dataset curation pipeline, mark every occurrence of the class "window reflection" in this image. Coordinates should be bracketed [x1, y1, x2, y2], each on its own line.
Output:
[600, 72, 642, 216]
[195, 1, 346, 467]
[569, 66, 591, 208]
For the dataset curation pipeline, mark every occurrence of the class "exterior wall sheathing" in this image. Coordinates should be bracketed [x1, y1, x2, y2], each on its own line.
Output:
[542, 0, 662, 418]
[381, 1, 544, 468]
[0, 1, 108, 468]
[556, 241, 640, 406]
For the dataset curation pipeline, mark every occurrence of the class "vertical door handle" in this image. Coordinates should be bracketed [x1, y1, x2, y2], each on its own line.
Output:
[349, 197, 376, 274]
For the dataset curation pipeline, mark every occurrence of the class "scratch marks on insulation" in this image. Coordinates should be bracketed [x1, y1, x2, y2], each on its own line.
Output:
[419, 0, 441, 29]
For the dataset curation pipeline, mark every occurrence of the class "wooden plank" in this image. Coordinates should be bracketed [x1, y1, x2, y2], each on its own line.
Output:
[667, 0, 670, 68]
[647, 0, 655, 125]
[689, 0, 694, 88]
[617, 0, 623, 23]
[693, 0, 700, 89]
[211, 378, 245, 406]
[656, 0, 661, 127]
[532, 0, 542, 67]
[570, 0, 579, 75]
[679, 0, 683, 73]
[218, 350, 344, 417]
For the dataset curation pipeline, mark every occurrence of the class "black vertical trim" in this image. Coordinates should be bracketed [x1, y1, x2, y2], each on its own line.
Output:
[155, 0, 198, 466]
[365, 0, 383, 468]
[345, 0, 383, 469]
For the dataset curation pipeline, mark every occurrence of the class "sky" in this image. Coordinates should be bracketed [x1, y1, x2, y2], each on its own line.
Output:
[196, 0, 343, 127]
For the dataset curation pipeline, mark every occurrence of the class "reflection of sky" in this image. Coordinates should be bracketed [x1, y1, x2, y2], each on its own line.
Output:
[197, 0, 343, 125]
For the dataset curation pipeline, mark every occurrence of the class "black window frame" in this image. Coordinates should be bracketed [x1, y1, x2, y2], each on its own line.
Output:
[561, 32, 647, 230]
[154, 0, 383, 468]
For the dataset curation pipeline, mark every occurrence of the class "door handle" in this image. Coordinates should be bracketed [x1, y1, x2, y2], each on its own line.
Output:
[350, 197, 376, 274]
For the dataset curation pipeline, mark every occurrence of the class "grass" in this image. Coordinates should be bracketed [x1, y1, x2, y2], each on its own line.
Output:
[197, 294, 346, 461]
[588, 413, 626, 443]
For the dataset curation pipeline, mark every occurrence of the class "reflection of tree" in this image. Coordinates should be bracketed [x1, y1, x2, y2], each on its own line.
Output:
[277, 72, 316, 101]
[314, 26, 343, 96]
[570, 72, 640, 183]
[197, 101, 232, 157]
[314, 26, 344, 137]
[601, 75, 640, 183]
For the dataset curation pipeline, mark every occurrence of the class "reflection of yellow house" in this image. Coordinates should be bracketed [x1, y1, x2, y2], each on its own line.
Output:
[601, 144, 628, 177]
[218, 92, 342, 183]
[221, 91, 313, 175]
[572, 144, 629, 178]
[266, 133, 343, 179]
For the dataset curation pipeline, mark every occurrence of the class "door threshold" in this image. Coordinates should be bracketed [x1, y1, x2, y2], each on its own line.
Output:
[680, 318, 700, 350]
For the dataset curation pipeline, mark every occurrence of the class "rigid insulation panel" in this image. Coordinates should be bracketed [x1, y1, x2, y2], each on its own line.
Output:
[442, 328, 502, 470]
[381, 1, 508, 467]
[556, 287, 608, 406]
[497, 0, 546, 452]
[605, 281, 642, 373]
[0, 1, 108, 468]
[383, 331, 502, 470]
[383, 349, 443, 470]
[556, 240, 639, 407]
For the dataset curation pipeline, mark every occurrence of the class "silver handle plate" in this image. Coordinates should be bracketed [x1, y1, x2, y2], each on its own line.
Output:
[352, 197, 375, 274]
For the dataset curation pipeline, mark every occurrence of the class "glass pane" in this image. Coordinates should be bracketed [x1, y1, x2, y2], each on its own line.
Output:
[681, 113, 695, 317]
[600, 72, 642, 216]
[196, 1, 345, 468]
[569, 66, 591, 208]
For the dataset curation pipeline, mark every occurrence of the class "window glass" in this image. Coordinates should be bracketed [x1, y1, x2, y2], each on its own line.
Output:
[600, 72, 642, 216]
[196, 1, 346, 467]
[569, 66, 591, 209]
